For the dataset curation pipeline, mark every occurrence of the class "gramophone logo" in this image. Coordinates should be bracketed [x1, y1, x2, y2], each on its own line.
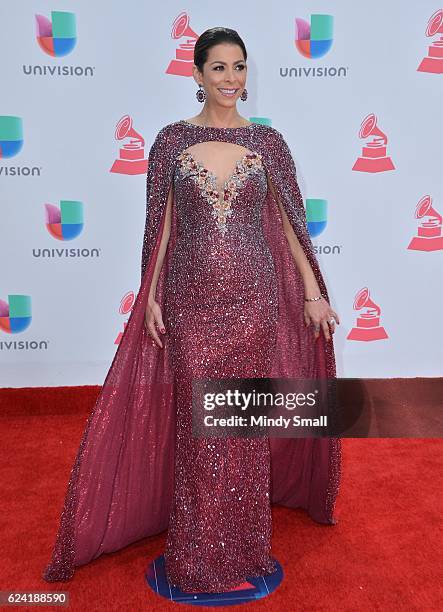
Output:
[35, 11, 76, 57]
[0, 116, 23, 159]
[417, 9, 443, 74]
[352, 114, 395, 173]
[110, 115, 148, 175]
[408, 195, 443, 251]
[114, 291, 135, 345]
[166, 12, 199, 77]
[0, 295, 32, 334]
[347, 287, 388, 342]
[295, 14, 333, 58]
[45, 200, 84, 240]
[306, 199, 327, 237]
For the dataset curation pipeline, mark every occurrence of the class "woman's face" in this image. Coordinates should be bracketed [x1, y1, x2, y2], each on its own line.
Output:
[194, 43, 247, 107]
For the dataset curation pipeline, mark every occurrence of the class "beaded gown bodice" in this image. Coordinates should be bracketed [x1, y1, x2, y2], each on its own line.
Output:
[174, 144, 266, 235]
[169, 141, 275, 310]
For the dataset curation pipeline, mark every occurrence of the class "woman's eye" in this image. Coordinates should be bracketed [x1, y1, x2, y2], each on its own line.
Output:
[214, 65, 246, 71]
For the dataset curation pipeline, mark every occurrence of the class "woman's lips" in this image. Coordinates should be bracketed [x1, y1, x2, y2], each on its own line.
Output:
[218, 88, 238, 97]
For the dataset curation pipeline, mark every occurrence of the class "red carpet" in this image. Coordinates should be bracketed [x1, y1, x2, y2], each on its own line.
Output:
[1, 386, 441, 611]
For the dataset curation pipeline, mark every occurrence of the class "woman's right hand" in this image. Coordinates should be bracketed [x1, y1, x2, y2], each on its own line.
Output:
[144, 298, 166, 348]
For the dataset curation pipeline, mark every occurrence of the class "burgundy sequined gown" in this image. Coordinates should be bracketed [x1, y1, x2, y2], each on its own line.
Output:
[42, 120, 341, 593]
[163, 144, 278, 590]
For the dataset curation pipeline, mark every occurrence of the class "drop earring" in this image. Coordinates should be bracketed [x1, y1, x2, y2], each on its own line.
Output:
[196, 85, 206, 103]
[240, 88, 248, 101]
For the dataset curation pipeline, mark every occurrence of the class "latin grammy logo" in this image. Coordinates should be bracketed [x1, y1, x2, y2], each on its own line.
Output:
[417, 9, 443, 74]
[408, 195, 443, 252]
[347, 287, 388, 342]
[114, 291, 135, 345]
[110, 115, 148, 175]
[165, 12, 199, 77]
[352, 113, 395, 173]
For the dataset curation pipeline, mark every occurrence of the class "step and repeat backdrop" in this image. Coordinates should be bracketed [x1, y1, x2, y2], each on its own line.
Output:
[0, 1, 442, 386]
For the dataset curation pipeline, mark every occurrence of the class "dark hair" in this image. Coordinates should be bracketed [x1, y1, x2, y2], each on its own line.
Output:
[194, 27, 247, 73]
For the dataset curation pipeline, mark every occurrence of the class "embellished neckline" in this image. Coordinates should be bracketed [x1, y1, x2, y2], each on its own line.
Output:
[179, 119, 255, 131]
[176, 148, 264, 234]
[178, 149, 262, 194]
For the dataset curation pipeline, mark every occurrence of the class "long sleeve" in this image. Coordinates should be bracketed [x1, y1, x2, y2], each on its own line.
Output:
[141, 125, 175, 281]
[260, 127, 341, 524]
[263, 128, 331, 305]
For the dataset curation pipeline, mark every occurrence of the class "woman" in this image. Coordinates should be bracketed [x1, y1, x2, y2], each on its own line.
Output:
[43, 27, 341, 593]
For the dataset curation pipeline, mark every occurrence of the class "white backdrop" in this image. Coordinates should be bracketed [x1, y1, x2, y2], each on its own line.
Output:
[0, 1, 442, 387]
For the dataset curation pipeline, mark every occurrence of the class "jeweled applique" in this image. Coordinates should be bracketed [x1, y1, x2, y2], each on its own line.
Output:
[176, 150, 264, 234]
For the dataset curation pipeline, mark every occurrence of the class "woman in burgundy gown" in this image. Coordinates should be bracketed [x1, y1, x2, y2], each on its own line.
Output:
[43, 27, 341, 593]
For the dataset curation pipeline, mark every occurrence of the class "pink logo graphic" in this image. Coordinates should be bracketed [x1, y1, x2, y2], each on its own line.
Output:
[417, 9, 443, 74]
[408, 195, 443, 251]
[347, 287, 388, 342]
[166, 12, 199, 76]
[352, 114, 395, 173]
[110, 115, 148, 175]
[114, 291, 135, 344]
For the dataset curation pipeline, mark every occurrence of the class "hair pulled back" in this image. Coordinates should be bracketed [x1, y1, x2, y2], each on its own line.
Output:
[194, 27, 247, 73]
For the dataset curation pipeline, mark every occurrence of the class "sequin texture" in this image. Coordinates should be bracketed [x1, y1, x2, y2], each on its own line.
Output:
[164, 137, 278, 592]
[41, 119, 341, 590]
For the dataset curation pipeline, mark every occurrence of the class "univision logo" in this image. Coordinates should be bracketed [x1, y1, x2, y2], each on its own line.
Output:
[0, 294, 31, 333]
[280, 14, 348, 78]
[36, 11, 77, 57]
[22, 11, 95, 77]
[0, 294, 49, 350]
[295, 14, 333, 58]
[306, 199, 341, 255]
[32, 200, 101, 258]
[45, 200, 84, 240]
[0, 116, 41, 176]
[0, 116, 23, 158]
[306, 198, 327, 236]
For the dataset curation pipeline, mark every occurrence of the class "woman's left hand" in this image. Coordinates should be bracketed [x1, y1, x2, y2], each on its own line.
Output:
[304, 298, 340, 341]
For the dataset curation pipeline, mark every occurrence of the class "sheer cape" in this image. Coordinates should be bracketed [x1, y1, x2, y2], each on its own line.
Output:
[43, 120, 341, 582]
